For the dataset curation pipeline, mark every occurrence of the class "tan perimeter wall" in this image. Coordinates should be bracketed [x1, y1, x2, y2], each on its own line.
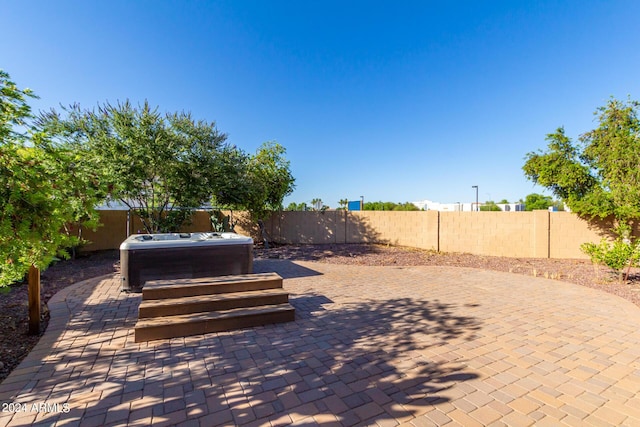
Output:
[81, 209, 608, 259]
[266, 210, 608, 260]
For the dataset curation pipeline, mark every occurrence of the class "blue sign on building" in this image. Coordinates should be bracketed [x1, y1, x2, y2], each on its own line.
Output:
[347, 200, 361, 211]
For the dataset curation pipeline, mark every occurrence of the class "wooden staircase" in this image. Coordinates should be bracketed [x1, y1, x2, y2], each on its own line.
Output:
[134, 272, 295, 342]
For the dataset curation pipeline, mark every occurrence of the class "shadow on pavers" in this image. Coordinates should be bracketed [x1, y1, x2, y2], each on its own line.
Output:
[10, 278, 482, 426]
[254, 259, 323, 279]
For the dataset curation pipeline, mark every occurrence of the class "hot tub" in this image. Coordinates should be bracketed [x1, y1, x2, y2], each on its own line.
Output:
[120, 232, 253, 292]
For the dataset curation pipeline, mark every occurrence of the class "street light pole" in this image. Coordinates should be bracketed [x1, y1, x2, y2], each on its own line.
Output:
[472, 185, 478, 211]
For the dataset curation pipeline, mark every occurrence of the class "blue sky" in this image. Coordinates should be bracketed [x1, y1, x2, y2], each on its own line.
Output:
[3, 1, 640, 207]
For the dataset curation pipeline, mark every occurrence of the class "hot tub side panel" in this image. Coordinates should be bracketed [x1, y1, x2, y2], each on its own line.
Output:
[121, 244, 253, 292]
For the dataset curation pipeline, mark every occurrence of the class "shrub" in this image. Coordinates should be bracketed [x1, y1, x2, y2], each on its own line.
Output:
[581, 238, 640, 282]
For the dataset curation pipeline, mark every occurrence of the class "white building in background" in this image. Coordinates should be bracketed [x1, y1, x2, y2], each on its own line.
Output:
[496, 203, 525, 212]
[412, 200, 473, 211]
[412, 200, 525, 212]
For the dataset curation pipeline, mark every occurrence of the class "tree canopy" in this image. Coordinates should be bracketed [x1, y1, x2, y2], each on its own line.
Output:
[211, 141, 295, 247]
[285, 202, 309, 211]
[363, 201, 419, 211]
[479, 201, 501, 211]
[1, 68, 297, 282]
[523, 193, 553, 211]
[0, 71, 105, 286]
[42, 101, 295, 234]
[247, 141, 295, 219]
[40, 101, 229, 233]
[523, 97, 640, 235]
[213, 141, 295, 221]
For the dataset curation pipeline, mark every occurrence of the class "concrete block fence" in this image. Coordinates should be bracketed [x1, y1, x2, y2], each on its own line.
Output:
[265, 210, 605, 259]
[80, 210, 607, 259]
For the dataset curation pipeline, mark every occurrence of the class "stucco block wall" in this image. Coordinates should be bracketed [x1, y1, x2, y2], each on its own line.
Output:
[549, 212, 607, 259]
[266, 211, 439, 248]
[270, 210, 601, 259]
[79, 209, 608, 260]
[439, 212, 537, 258]
[270, 211, 344, 244]
[79, 210, 129, 252]
[345, 211, 438, 249]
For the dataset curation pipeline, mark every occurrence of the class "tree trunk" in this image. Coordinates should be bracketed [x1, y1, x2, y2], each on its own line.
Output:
[258, 220, 269, 249]
[28, 265, 41, 335]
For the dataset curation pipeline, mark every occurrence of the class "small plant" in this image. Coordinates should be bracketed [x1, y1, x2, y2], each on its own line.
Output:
[581, 237, 640, 283]
[210, 209, 236, 232]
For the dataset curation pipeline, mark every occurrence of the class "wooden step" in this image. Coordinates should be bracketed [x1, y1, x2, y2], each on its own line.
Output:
[138, 288, 291, 318]
[142, 272, 283, 300]
[134, 303, 296, 342]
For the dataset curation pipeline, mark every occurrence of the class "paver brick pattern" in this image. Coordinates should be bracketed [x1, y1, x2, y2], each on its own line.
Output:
[1, 260, 639, 426]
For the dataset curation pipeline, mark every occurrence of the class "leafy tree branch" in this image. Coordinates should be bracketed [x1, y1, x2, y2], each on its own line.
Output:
[0, 70, 105, 286]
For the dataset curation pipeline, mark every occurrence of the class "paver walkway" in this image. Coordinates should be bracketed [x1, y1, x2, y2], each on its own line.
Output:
[1, 260, 639, 426]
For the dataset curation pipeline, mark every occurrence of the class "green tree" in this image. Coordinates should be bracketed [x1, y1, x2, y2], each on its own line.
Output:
[364, 201, 395, 210]
[523, 97, 640, 278]
[337, 199, 348, 210]
[479, 201, 501, 211]
[523, 97, 640, 227]
[284, 202, 309, 211]
[242, 141, 295, 220]
[364, 201, 419, 211]
[523, 193, 553, 211]
[41, 101, 228, 233]
[297, 202, 308, 211]
[310, 198, 323, 211]
[213, 141, 295, 245]
[0, 71, 105, 286]
[393, 202, 419, 211]
[211, 145, 251, 209]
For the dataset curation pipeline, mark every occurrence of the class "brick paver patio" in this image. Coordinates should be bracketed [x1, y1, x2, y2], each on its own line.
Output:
[1, 260, 639, 426]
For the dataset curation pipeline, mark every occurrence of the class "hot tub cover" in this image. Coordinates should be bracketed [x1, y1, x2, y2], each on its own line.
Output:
[120, 232, 253, 250]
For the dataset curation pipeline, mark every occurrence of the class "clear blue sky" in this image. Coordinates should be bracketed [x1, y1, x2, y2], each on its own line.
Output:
[3, 1, 640, 207]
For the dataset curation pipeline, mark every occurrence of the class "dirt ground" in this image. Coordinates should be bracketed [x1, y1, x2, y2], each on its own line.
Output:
[1, 243, 639, 384]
